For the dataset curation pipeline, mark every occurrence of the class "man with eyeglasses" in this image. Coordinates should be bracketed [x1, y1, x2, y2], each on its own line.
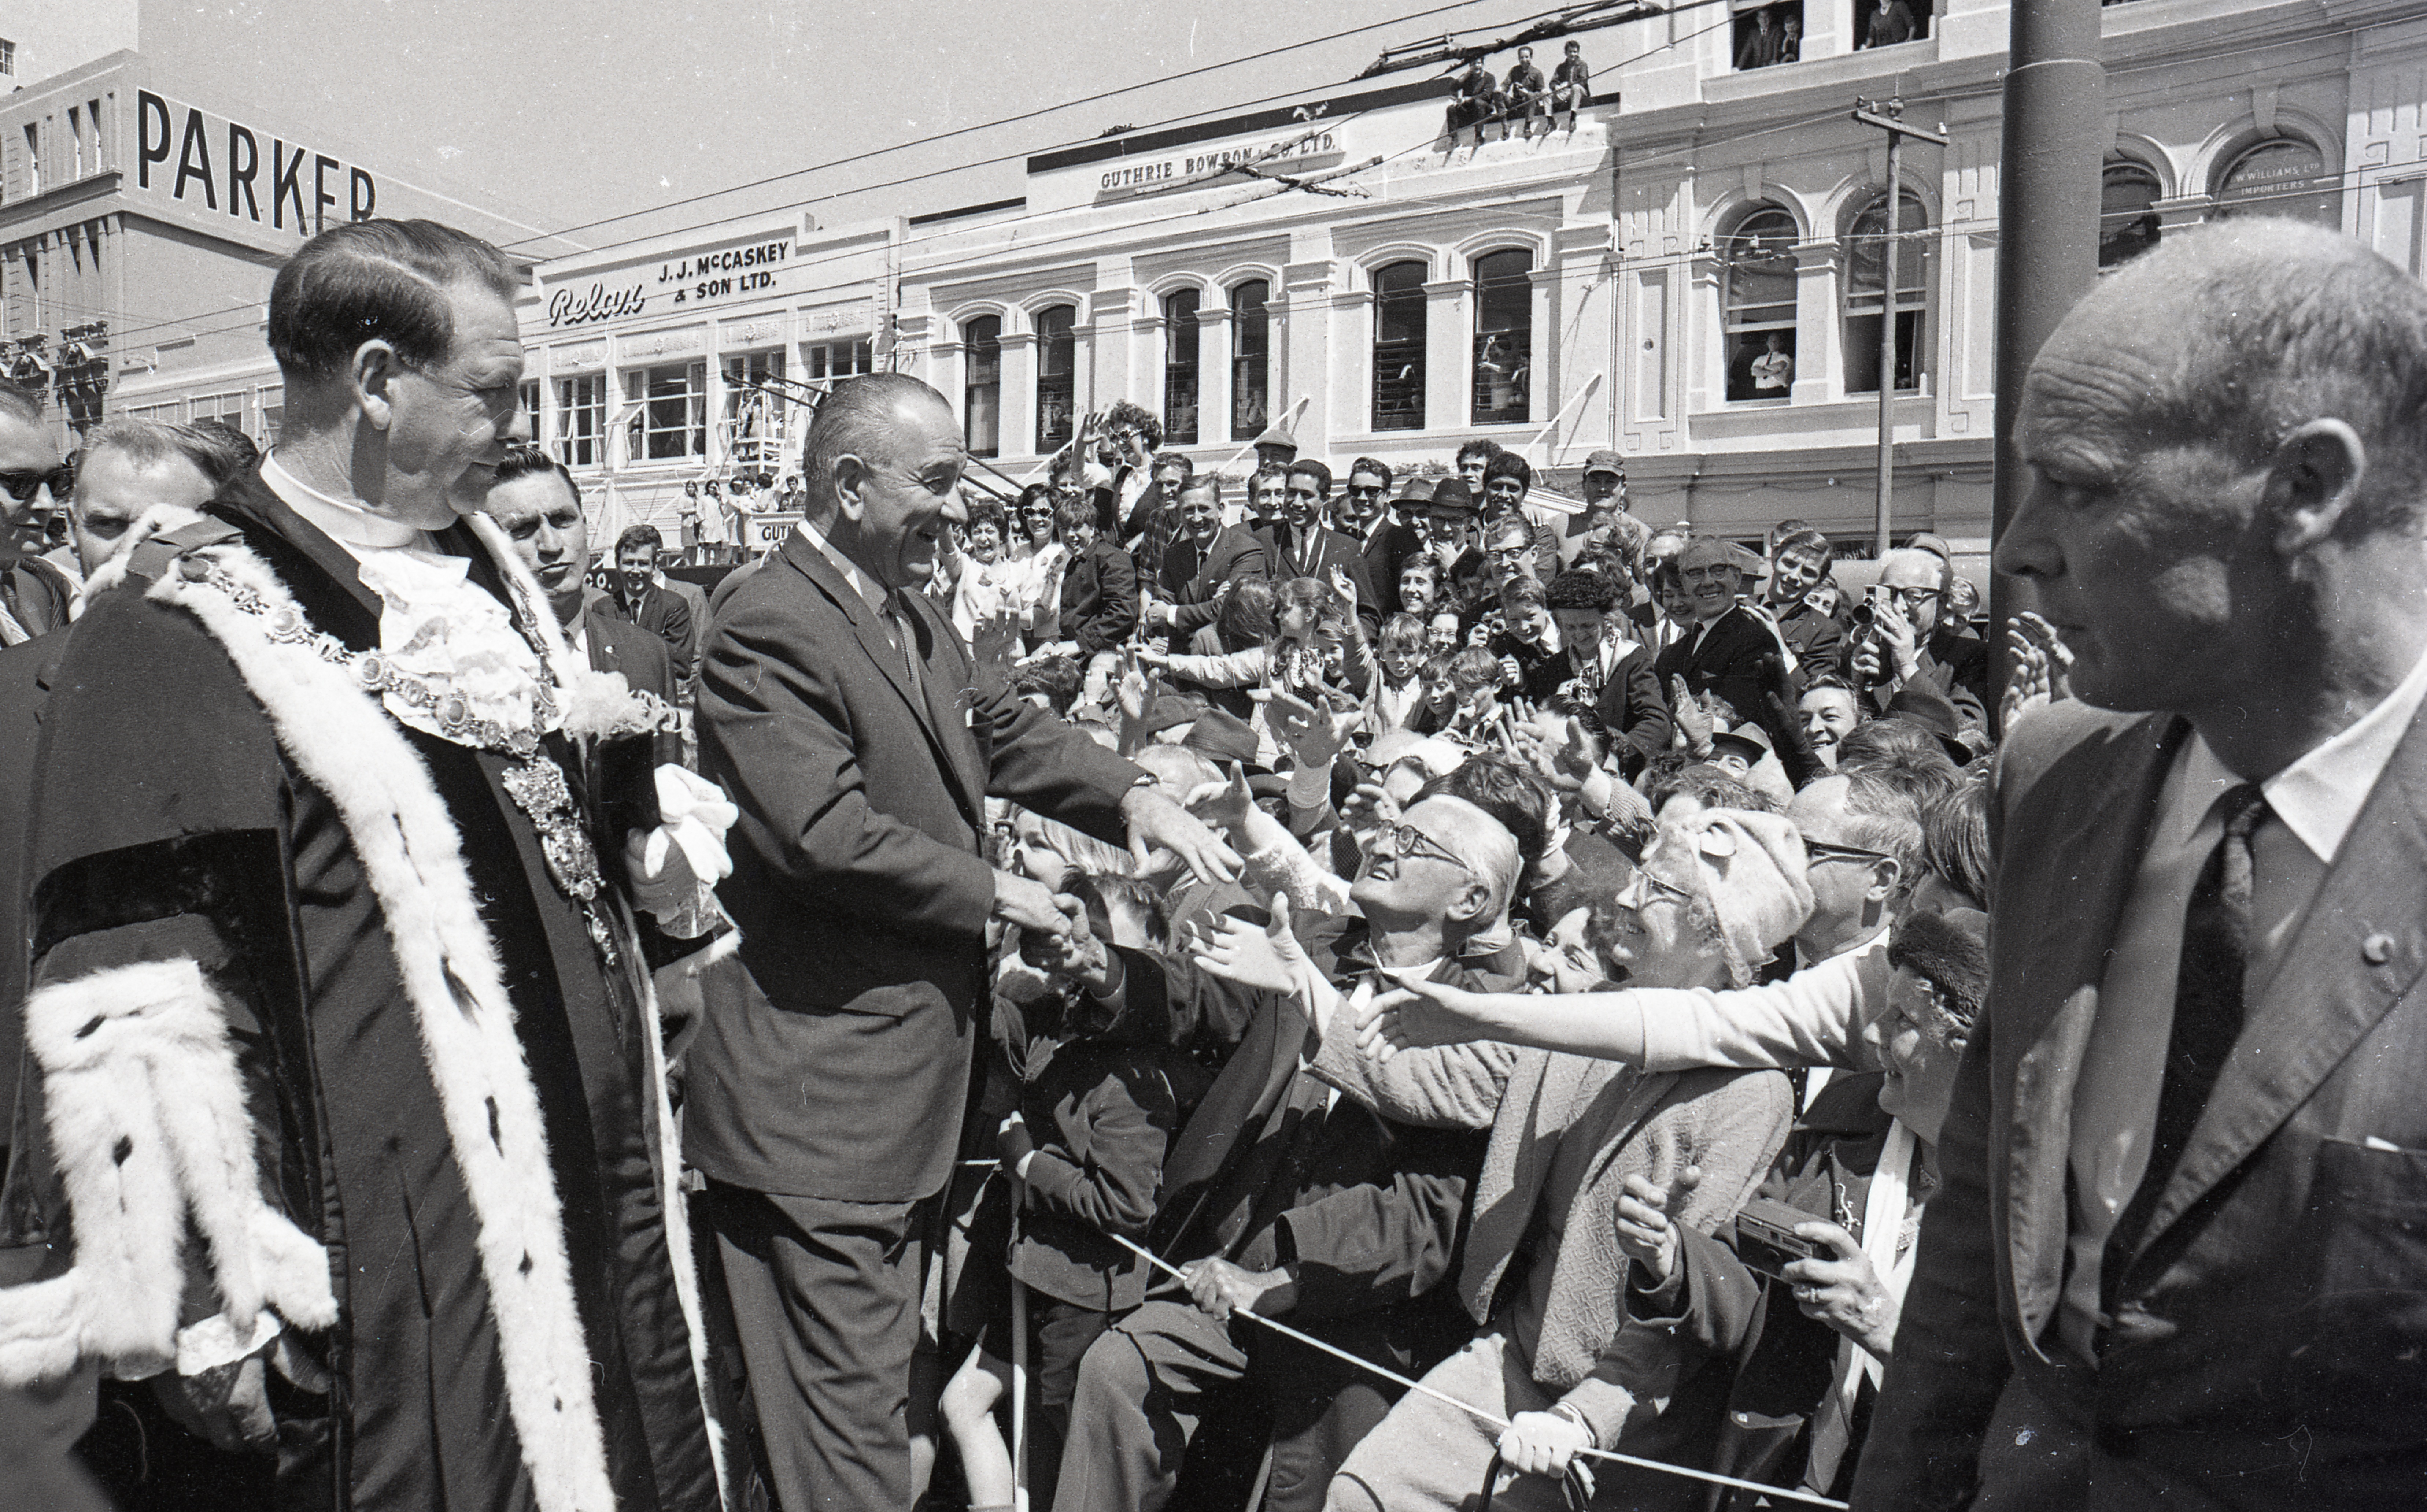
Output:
[0, 379, 79, 644]
[1054, 791, 1525, 1512]
[1254, 458, 1379, 640]
[1842, 545, 1987, 728]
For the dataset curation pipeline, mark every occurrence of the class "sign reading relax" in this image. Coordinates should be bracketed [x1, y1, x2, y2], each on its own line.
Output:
[134, 91, 378, 236]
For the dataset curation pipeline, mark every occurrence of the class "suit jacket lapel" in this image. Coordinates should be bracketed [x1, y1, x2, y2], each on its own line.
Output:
[2001, 712, 2182, 1346]
[2137, 700, 2427, 1246]
[779, 530, 950, 751]
[898, 590, 986, 820]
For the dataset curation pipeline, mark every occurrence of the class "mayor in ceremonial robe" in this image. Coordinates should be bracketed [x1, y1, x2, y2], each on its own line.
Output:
[688, 373, 1238, 1512]
[0, 221, 722, 1512]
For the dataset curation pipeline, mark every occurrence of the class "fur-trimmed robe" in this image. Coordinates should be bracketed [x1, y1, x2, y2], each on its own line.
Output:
[1, 467, 717, 1512]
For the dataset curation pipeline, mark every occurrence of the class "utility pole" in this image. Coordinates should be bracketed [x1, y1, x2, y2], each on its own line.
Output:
[1991, 0, 2104, 716]
[1852, 97, 1948, 559]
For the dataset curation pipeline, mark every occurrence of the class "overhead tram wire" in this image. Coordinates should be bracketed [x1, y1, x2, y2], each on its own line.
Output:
[69, 0, 2404, 356]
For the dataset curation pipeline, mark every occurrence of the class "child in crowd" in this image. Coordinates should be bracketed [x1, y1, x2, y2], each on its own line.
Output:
[1417, 645, 1508, 742]
[1488, 574, 1566, 700]
[941, 875, 1201, 1512]
[1368, 612, 1430, 737]
[1136, 577, 1373, 764]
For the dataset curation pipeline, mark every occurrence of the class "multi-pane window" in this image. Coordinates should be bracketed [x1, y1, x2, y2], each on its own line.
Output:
[21, 125, 37, 198]
[555, 373, 605, 467]
[1163, 289, 1200, 445]
[2099, 160, 2164, 270]
[117, 399, 182, 424]
[806, 339, 873, 379]
[964, 315, 1001, 458]
[723, 349, 786, 470]
[518, 381, 540, 449]
[0, 41, 15, 77]
[1723, 206, 1800, 401]
[1230, 280, 1270, 439]
[1471, 250, 1532, 425]
[1843, 193, 1928, 394]
[256, 385, 284, 447]
[625, 362, 707, 461]
[2215, 138, 2341, 229]
[1372, 261, 1427, 431]
[1034, 304, 1076, 453]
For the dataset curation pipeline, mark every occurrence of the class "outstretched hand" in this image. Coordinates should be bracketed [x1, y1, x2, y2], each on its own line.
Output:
[1124, 783, 1243, 884]
[1669, 676, 1714, 756]
[1185, 762, 1258, 842]
[1270, 687, 1356, 772]
[1356, 967, 1497, 1059]
[1188, 891, 1312, 996]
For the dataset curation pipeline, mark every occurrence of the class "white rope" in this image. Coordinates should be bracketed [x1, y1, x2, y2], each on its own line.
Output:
[1107, 1233, 1851, 1511]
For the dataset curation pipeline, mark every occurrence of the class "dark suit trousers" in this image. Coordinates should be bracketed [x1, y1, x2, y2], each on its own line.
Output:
[707, 1182, 925, 1512]
[1058, 1299, 1399, 1512]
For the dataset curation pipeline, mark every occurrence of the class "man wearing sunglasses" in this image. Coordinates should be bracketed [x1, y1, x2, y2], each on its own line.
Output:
[1344, 457, 1419, 617]
[0, 380, 79, 644]
[1842, 545, 1987, 728]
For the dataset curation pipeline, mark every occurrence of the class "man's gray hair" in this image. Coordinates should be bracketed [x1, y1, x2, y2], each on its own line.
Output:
[2103, 217, 2427, 532]
[799, 373, 952, 513]
[75, 419, 251, 494]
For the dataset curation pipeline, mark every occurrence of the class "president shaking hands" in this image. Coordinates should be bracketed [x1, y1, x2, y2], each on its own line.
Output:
[686, 374, 1237, 1512]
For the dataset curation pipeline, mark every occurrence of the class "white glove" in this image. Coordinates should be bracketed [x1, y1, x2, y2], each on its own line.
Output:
[624, 766, 738, 935]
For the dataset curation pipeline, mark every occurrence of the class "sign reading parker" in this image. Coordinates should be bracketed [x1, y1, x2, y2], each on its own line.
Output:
[135, 90, 378, 236]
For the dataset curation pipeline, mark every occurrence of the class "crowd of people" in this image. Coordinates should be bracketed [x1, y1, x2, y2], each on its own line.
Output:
[0, 208, 2417, 1512]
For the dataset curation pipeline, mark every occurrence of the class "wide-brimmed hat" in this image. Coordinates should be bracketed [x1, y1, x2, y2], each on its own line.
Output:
[1181, 707, 1260, 769]
[1885, 685, 1976, 764]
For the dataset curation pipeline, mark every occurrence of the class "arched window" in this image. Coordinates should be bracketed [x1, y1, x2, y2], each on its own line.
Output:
[1230, 279, 1270, 439]
[1034, 305, 1077, 453]
[1843, 192, 1928, 394]
[963, 315, 1001, 458]
[2099, 159, 2163, 270]
[1163, 289, 1200, 445]
[1372, 260, 1428, 431]
[2216, 137, 2340, 229]
[1471, 249, 1533, 425]
[1722, 205, 1800, 401]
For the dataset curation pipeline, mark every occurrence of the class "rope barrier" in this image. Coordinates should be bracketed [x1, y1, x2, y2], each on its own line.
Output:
[1105, 1232, 1852, 1511]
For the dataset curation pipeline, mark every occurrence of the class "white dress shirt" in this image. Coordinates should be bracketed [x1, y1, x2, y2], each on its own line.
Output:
[2058, 638, 2427, 1362]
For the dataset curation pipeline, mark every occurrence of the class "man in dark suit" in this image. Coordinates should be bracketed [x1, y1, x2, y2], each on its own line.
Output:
[1653, 536, 1797, 755]
[1055, 492, 1138, 656]
[1840, 544, 1987, 729]
[608, 523, 696, 685]
[1257, 459, 1380, 638]
[1145, 476, 1264, 646]
[689, 375, 1237, 1512]
[480, 445, 678, 770]
[1342, 456, 1419, 616]
[1856, 221, 2427, 1511]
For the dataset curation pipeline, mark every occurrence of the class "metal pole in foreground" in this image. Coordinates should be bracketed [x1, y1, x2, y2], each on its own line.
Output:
[1852, 99, 1948, 560]
[1990, 0, 2105, 709]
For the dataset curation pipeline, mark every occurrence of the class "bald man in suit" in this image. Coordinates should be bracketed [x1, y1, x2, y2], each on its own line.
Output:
[1856, 221, 2427, 1510]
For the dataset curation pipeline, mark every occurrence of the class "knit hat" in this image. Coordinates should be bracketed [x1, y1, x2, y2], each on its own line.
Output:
[1655, 808, 1814, 987]
[1886, 906, 1990, 1026]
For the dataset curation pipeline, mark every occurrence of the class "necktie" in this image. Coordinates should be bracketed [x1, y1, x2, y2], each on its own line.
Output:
[886, 590, 926, 708]
[2103, 782, 2267, 1303]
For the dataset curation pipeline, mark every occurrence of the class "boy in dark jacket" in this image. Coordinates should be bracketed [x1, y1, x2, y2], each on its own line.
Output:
[942, 875, 1204, 1512]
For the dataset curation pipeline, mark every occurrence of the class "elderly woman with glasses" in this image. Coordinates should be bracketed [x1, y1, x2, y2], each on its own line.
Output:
[1315, 808, 1810, 1511]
